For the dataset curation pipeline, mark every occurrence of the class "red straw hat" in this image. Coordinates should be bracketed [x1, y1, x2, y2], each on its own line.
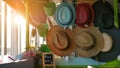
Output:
[75, 3, 94, 28]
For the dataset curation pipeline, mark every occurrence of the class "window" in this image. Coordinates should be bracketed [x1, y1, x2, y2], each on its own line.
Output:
[0, 1, 27, 56]
[0, 1, 27, 55]
[0, 1, 45, 56]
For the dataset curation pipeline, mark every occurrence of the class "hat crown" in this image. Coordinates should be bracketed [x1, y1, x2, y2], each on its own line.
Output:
[93, 0, 114, 29]
[76, 3, 94, 28]
[77, 31, 96, 50]
[101, 13, 114, 28]
[55, 3, 75, 28]
[74, 26, 104, 57]
[58, 6, 72, 25]
[53, 31, 68, 50]
[77, 6, 91, 25]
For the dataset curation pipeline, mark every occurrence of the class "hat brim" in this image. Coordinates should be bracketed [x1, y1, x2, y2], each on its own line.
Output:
[101, 33, 113, 52]
[73, 26, 104, 57]
[92, 27, 120, 62]
[46, 25, 76, 56]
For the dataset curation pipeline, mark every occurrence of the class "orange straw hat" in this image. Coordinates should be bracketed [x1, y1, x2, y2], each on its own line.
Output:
[46, 25, 76, 56]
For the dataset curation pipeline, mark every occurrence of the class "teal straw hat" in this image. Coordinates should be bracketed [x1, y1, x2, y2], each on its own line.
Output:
[55, 1, 75, 28]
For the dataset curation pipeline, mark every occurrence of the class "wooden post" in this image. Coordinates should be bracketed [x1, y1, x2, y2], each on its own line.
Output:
[25, 0, 30, 50]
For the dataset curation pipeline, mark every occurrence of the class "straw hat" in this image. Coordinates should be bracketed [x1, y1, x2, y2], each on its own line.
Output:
[46, 25, 76, 56]
[73, 26, 104, 57]
[55, 2, 75, 28]
[37, 23, 48, 37]
[92, 27, 120, 62]
[75, 3, 94, 28]
[101, 33, 113, 52]
[44, 2, 56, 16]
[93, 0, 114, 29]
[93, 0, 120, 62]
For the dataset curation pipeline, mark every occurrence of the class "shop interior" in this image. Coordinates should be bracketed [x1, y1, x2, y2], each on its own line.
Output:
[0, 0, 120, 68]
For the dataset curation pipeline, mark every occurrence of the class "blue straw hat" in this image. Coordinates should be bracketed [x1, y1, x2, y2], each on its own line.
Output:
[55, 2, 75, 28]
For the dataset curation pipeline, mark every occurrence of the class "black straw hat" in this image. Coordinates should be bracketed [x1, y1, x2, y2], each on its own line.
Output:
[93, 0, 120, 62]
[93, 0, 114, 29]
